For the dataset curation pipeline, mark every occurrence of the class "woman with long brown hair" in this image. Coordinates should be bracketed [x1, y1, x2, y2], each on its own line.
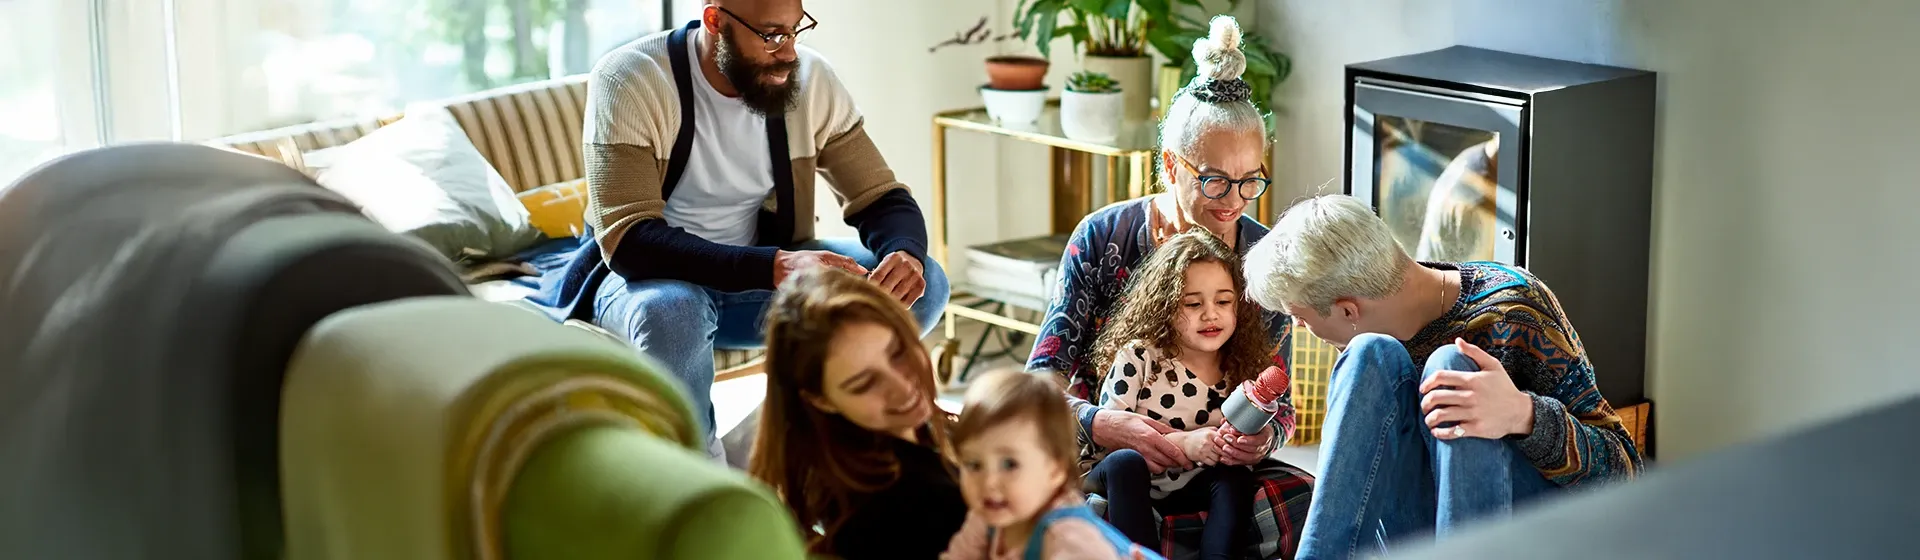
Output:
[750, 267, 966, 559]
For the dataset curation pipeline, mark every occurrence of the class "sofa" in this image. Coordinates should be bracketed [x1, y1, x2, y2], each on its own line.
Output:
[0, 142, 807, 559]
[208, 76, 767, 383]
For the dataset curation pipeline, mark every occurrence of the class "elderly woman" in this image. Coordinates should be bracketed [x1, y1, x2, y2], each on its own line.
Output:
[1240, 194, 1643, 559]
[1025, 15, 1313, 559]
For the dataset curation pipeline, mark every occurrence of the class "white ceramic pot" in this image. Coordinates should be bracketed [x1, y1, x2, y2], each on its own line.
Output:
[1082, 55, 1153, 121]
[979, 86, 1047, 124]
[1060, 89, 1123, 142]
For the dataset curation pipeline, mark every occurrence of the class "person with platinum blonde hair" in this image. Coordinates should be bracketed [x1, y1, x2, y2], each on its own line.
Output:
[1241, 194, 1643, 559]
[1026, 15, 1313, 559]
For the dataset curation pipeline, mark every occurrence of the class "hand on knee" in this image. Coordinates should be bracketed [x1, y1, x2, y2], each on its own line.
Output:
[1422, 344, 1480, 377]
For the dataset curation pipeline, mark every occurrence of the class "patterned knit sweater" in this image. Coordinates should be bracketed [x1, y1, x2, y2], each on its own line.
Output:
[1414, 261, 1643, 486]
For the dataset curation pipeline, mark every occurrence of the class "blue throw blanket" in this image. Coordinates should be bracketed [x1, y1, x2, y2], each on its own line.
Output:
[506, 236, 586, 292]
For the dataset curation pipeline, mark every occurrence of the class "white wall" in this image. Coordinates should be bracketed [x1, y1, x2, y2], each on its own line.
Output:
[792, 0, 1005, 277]
[1260, 0, 1920, 460]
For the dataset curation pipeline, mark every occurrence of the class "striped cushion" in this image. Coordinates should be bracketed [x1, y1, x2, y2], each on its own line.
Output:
[435, 76, 590, 193]
[208, 116, 395, 163]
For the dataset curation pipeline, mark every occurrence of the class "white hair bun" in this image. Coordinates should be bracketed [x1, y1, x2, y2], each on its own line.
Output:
[1192, 15, 1247, 81]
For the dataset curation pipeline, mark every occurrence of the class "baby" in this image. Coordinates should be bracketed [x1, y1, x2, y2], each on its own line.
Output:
[941, 371, 1162, 560]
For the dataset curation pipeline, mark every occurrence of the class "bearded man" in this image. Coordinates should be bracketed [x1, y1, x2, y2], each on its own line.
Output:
[537, 0, 948, 462]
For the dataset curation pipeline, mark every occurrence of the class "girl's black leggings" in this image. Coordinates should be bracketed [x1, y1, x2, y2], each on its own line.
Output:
[1088, 449, 1255, 560]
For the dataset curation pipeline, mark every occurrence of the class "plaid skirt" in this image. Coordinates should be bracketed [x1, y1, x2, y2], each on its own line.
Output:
[1086, 458, 1315, 560]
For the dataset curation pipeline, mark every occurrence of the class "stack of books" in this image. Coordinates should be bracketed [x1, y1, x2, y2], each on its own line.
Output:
[963, 234, 1070, 311]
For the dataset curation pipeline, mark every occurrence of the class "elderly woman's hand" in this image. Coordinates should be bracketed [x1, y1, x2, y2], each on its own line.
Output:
[1091, 409, 1193, 473]
[1212, 423, 1274, 466]
[1146, 193, 1192, 245]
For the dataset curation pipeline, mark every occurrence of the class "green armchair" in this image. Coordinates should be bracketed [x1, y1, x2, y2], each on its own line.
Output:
[279, 296, 807, 559]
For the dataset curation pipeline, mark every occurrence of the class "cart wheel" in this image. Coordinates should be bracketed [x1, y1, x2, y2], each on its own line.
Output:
[933, 338, 958, 389]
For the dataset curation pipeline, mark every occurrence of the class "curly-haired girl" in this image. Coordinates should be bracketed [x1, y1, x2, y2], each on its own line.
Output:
[1085, 229, 1272, 559]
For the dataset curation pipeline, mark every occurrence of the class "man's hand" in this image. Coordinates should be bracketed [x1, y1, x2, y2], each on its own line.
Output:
[1091, 409, 1192, 473]
[1419, 338, 1536, 440]
[868, 251, 927, 306]
[772, 250, 867, 287]
[1146, 192, 1192, 246]
[1211, 423, 1275, 466]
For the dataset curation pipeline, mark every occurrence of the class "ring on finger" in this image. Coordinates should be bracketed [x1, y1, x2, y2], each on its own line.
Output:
[1449, 425, 1465, 439]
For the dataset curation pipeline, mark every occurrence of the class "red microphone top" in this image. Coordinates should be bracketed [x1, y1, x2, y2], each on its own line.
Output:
[1247, 365, 1290, 405]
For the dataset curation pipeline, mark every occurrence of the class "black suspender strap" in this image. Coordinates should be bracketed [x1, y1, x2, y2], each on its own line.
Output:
[662, 20, 700, 201]
[763, 116, 796, 247]
[667, 18, 793, 247]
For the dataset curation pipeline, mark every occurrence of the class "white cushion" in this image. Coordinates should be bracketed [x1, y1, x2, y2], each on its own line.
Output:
[304, 106, 543, 263]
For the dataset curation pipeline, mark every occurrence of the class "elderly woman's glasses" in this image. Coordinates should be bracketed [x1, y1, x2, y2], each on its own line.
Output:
[717, 7, 817, 52]
[1173, 154, 1271, 201]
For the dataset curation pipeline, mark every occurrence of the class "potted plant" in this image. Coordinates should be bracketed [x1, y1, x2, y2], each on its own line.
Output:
[1011, 0, 1153, 121]
[1141, 0, 1292, 113]
[932, 16, 1049, 124]
[1061, 70, 1123, 142]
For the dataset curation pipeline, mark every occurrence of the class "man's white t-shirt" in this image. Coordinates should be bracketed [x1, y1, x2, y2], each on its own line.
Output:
[661, 36, 774, 247]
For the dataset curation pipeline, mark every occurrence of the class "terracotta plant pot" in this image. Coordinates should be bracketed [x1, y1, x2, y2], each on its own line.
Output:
[985, 56, 1049, 91]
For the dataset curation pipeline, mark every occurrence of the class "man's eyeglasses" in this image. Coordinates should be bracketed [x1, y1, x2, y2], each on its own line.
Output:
[717, 7, 817, 52]
[1173, 153, 1271, 201]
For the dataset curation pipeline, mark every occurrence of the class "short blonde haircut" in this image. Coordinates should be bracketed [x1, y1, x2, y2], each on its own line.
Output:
[1243, 194, 1409, 314]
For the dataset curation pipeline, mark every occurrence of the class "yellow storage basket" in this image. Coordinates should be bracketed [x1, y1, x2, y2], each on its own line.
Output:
[1286, 320, 1338, 446]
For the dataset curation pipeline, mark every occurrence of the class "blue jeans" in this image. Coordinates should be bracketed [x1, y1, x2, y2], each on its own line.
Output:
[590, 238, 950, 445]
[1298, 334, 1558, 560]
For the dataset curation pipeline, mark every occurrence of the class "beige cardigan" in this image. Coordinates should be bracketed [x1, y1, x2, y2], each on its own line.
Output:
[581, 25, 911, 260]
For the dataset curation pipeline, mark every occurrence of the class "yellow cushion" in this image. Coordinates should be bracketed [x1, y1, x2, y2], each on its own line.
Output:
[517, 178, 588, 238]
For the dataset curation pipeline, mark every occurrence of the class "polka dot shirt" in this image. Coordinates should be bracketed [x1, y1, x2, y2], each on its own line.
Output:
[1097, 340, 1232, 498]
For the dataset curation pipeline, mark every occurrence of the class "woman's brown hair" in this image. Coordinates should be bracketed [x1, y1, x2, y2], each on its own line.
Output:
[749, 266, 953, 552]
[949, 370, 1081, 490]
[1090, 229, 1270, 389]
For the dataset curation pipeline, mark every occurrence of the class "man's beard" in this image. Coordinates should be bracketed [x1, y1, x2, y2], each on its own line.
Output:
[715, 31, 801, 116]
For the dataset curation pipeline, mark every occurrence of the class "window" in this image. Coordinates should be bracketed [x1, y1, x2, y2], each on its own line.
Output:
[0, 0, 673, 185]
[174, 0, 666, 138]
[0, 0, 85, 181]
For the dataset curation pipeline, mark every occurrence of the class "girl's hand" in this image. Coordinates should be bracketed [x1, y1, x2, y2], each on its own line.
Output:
[1161, 430, 1199, 465]
[1175, 427, 1220, 465]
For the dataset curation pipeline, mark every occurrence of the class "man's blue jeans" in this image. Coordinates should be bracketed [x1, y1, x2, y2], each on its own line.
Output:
[590, 238, 949, 449]
[1298, 334, 1558, 560]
